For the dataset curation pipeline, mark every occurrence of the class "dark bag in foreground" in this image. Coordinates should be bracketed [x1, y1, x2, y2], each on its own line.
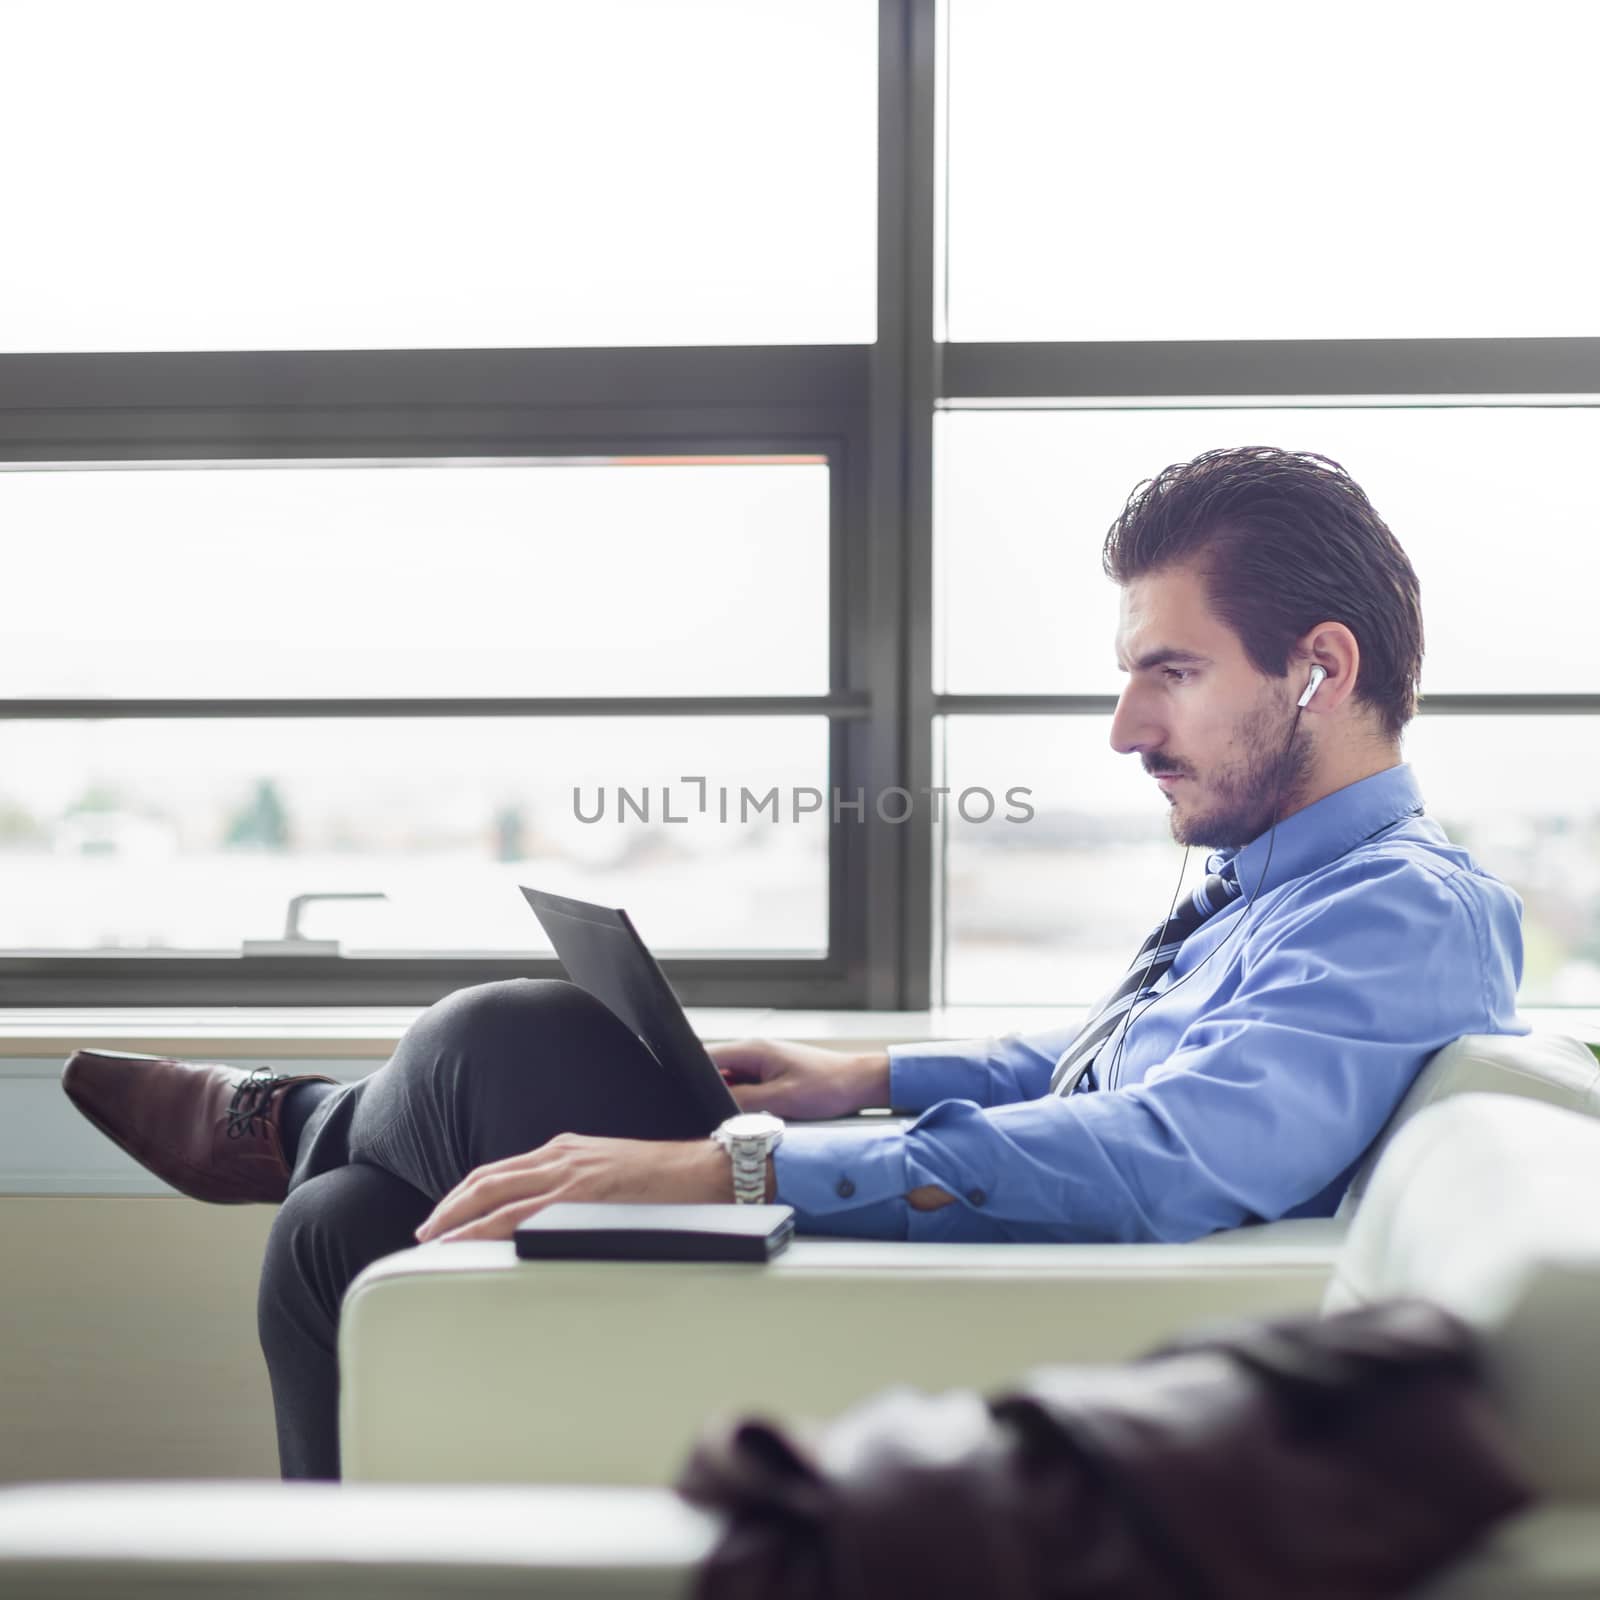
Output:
[677, 1299, 1531, 1600]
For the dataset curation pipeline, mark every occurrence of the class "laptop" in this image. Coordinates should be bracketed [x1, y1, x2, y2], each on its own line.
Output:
[520, 886, 910, 1135]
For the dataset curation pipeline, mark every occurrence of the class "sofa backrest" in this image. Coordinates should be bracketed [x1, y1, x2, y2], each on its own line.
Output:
[1325, 1092, 1600, 1498]
[1338, 1031, 1600, 1216]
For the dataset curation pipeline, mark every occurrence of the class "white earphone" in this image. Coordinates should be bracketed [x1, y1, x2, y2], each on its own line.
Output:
[1297, 663, 1327, 708]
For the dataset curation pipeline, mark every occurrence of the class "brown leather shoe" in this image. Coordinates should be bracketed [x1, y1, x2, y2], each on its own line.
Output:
[61, 1048, 339, 1204]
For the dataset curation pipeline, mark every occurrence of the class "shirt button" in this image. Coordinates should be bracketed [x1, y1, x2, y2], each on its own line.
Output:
[836, 1177, 856, 1199]
[967, 1188, 987, 1206]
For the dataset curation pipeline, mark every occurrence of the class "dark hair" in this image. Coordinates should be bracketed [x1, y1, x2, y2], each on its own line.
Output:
[1101, 446, 1423, 739]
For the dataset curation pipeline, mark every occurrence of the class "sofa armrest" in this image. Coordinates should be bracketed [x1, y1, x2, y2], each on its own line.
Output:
[339, 1237, 1332, 1485]
[1, 1485, 1595, 1599]
[0, 1481, 712, 1598]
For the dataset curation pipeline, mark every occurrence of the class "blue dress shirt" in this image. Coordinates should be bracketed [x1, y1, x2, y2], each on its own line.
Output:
[772, 763, 1525, 1243]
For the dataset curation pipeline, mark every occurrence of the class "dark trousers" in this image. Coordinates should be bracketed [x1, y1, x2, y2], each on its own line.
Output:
[258, 978, 714, 1481]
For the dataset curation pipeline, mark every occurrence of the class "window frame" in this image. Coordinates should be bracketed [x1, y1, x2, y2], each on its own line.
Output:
[922, 0, 1600, 1006]
[0, 347, 902, 1007]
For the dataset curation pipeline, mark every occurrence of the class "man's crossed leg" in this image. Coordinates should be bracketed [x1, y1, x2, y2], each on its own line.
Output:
[66, 979, 712, 1479]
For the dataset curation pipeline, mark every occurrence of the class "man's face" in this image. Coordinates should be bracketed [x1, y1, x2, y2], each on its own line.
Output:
[1110, 561, 1310, 850]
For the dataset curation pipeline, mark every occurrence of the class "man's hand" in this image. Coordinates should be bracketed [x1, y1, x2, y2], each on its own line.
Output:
[414, 1134, 729, 1244]
[708, 1038, 889, 1121]
[711, 1040, 953, 1209]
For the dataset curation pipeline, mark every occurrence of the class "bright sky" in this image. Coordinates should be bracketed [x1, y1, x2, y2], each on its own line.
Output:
[946, 0, 1600, 340]
[0, 461, 829, 698]
[939, 405, 1600, 711]
[0, 0, 878, 349]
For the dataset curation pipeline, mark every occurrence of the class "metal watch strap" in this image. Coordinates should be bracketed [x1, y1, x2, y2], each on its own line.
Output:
[726, 1139, 769, 1204]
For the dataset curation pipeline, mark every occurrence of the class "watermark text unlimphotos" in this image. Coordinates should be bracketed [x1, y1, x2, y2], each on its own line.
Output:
[573, 778, 1034, 825]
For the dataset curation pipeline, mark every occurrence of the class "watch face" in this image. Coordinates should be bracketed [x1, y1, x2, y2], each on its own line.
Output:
[722, 1111, 783, 1139]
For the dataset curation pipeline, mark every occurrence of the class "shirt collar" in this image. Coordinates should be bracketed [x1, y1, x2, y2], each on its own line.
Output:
[1206, 762, 1424, 897]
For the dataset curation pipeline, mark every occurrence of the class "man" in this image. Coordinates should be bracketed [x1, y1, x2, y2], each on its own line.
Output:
[63, 446, 1524, 1480]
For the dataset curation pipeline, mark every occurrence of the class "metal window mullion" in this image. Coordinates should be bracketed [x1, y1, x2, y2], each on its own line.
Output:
[863, 0, 940, 1012]
[0, 346, 870, 416]
[940, 339, 1600, 404]
[0, 696, 872, 721]
[859, 0, 910, 1011]
[899, 0, 940, 1012]
[826, 381, 874, 1003]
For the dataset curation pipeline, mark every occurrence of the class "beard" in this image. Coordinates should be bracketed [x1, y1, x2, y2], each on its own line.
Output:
[1153, 697, 1314, 850]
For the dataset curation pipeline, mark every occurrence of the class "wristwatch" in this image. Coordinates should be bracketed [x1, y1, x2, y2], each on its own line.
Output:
[711, 1111, 785, 1204]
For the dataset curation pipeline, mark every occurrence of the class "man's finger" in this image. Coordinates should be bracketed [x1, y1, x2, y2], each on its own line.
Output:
[426, 1151, 542, 1223]
[436, 1191, 564, 1244]
[432, 1141, 573, 1211]
[728, 1080, 781, 1111]
[419, 1162, 560, 1240]
[706, 1040, 773, 1078]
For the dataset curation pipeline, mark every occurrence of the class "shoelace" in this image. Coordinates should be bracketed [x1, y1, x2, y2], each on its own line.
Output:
[224, 1066, 288, 1141]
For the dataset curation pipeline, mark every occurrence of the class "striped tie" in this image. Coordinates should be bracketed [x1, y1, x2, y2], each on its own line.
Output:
[1050, 868, 1243, 1097]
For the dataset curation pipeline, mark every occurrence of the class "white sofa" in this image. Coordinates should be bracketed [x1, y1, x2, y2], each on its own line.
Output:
[2, 1089, 1600, 1597]
[334, 1029, 1600, 1485]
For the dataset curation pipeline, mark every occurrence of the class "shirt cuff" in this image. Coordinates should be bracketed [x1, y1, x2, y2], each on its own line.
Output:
[771, 1121, 910, 1240]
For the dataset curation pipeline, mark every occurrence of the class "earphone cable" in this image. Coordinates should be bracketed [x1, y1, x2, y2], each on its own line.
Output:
[1097, 843, 1190, 1091]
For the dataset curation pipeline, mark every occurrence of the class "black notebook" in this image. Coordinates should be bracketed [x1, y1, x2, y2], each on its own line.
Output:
[514, 1203, 795, 1263]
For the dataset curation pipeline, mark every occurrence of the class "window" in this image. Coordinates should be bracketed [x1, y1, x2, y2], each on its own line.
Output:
[1, 0, 877, 350]
[939, 406, 1600, 698]
[0, 0, 879, 1005]
[1, 715, 830, 958]
[0, 414, 868, 1004]
[938, 716, 1174, 1004]
[4, 1, 1597, 1011]
[938, 712, 1600, 1009]
[932, 0, 1600, 1009]
[943, 0, 1600, 341]
[1402, 717, 1600, 1005]
[3, 458, 831, 698]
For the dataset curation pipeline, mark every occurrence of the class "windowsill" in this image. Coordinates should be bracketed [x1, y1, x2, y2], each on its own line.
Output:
[1, 1004, 1597, 1061]
[0, 1005, 1076, 1063]
[3, 1004, 1595, 1198]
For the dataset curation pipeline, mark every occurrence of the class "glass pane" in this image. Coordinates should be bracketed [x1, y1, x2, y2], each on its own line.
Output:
[946, 0, 1600, 340]
[940, 716, 1189, 1005]
[937, 407, 1600, 695]
[2, 0, 875, 351]
[1403, 716, 1600, 1006]
[0, 717, 828, 956]
[2, 458, 829, 697]
[940, 714, 1600, 1007]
